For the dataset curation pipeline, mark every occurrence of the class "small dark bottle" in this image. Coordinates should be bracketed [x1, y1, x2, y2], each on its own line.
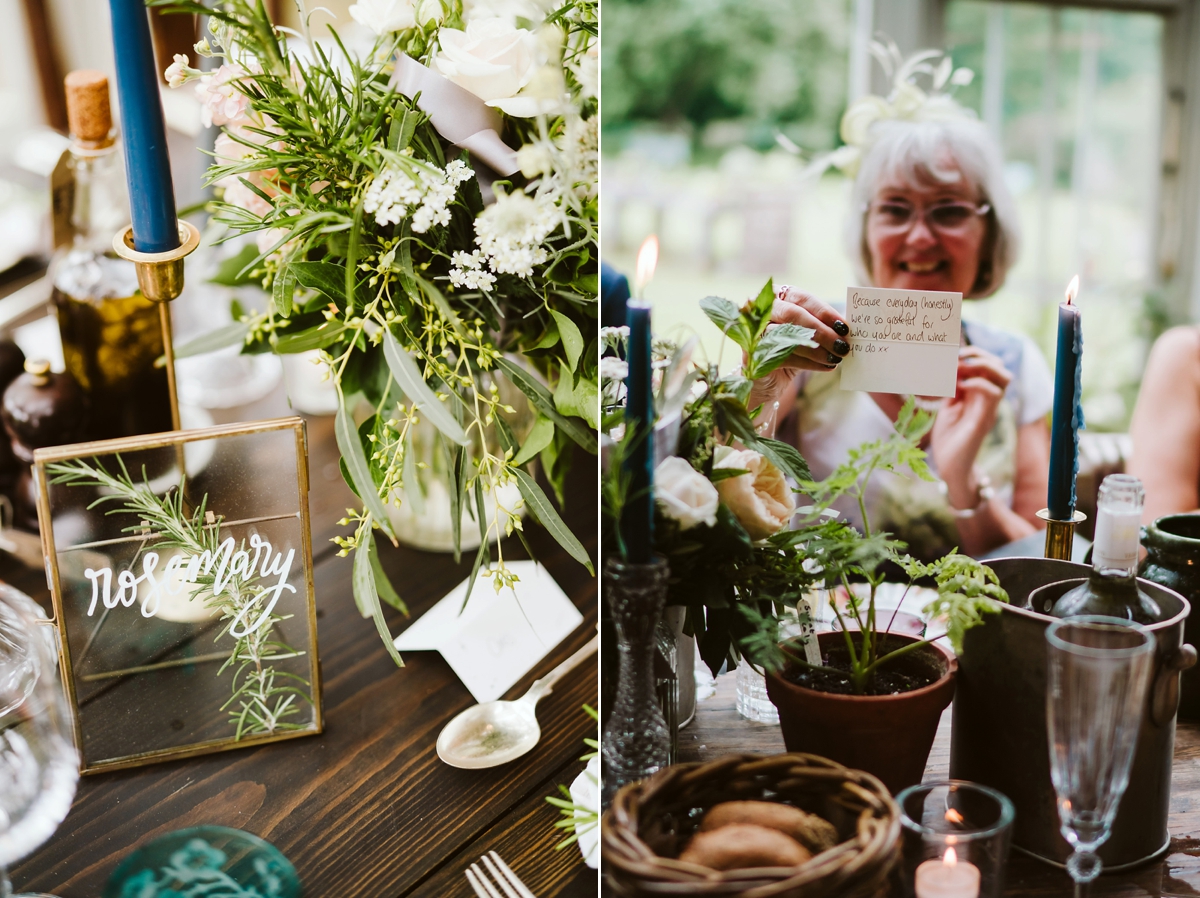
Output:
[2, 359, 88, 530]
[1052, 474, 1163, 623]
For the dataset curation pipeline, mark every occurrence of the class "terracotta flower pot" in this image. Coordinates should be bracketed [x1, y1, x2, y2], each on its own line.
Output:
[764, 631, 956, 794]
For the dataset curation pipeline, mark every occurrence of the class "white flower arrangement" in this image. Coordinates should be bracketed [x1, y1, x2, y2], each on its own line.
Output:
[161, 0, 597, 663]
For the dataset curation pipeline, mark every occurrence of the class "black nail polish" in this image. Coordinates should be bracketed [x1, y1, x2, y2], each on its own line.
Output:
[833, 320, 849, 336]
[833, 339, 850, 355]
[826, 352, 841, 365]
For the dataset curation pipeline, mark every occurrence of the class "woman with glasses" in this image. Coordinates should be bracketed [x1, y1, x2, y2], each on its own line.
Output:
[749, 115, 1052, 559]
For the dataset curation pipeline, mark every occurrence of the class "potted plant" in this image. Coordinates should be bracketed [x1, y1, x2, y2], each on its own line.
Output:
[743, 400, 1009, 793]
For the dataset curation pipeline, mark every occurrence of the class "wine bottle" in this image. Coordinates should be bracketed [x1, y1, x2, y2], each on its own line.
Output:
[50, 70, 173, 442]
[1051, 474, 1163, 623]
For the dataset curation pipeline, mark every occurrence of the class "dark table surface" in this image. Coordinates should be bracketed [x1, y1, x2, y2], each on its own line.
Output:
[10, 393, 600, 898]
[675, 671, 1200, 898]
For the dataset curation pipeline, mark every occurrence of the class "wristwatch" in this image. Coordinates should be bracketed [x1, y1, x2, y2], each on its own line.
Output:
[943, 471, 995, 519]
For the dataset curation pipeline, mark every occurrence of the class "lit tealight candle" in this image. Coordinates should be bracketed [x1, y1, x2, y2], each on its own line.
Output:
[914, 846, 980, 898]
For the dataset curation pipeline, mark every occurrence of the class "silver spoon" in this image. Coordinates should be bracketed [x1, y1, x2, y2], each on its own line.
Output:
[437, 633, 599, 769]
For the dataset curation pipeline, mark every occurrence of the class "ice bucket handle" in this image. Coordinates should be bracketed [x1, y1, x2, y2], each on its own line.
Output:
[1152, 643, 1198, 727]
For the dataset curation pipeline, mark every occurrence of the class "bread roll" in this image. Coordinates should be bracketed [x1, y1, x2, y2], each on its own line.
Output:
[678, 823, 812, 871]
[699, 800, 840, 853]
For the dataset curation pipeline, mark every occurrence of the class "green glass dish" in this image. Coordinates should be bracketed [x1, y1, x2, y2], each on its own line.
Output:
[103, 825, 301, 898]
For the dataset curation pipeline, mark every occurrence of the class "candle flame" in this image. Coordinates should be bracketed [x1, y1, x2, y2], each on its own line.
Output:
[635, 235, 659, 297]
[945, 808, 965, 825]
[1065, 275, 1080, 306]
[944, 846, 958, 866]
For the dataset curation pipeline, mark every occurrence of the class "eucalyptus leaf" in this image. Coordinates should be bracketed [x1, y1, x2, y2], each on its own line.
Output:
[549, 309, 583, 370]
[513, 468, 594, 574]
[382, 329, 469, 446]
[513, 414, 554, 466]
[368, 531, 407, 614]
[354, 525, 404, 666]
[335, 395, 396, 541]
[273, 263, 297, 317]
[495, 357, 597, 454]
[173, 321, 250, 359]
[275, 322, 348, 353]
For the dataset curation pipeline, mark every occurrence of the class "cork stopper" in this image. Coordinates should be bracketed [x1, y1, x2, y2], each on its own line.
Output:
[23, 359, 49, 385]
[64, 70, 114, 149]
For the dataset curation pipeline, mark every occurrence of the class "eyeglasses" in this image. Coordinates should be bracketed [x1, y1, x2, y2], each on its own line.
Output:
[866, 200, 992, 234]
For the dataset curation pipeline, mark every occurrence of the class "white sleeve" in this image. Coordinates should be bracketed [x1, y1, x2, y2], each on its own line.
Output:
[1015, 334, 1054, 426]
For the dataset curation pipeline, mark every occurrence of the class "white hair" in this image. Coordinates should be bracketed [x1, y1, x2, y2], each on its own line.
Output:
[845, 116, 1021, 298]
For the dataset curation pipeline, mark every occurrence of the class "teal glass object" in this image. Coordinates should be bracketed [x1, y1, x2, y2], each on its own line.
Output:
[103, 826, 301, 898]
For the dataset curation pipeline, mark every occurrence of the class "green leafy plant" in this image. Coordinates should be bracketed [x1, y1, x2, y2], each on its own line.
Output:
[742, 399, 1010, 695]
[47, 456, 312, 738]
[157, 0, 597, 662]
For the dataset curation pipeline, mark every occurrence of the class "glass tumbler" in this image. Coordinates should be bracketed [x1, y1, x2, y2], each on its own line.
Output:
[896, 780, 1014, 898]
[1045, 615, 1154, 896]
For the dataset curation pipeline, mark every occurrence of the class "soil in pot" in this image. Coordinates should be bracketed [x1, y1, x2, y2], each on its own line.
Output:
[783, 638, 941, 696]
[765, 632, 956, 794]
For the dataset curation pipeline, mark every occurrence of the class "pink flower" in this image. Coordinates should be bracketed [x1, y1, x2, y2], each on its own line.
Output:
[194, 64, 254, 128]
[222, 178, 273, 218]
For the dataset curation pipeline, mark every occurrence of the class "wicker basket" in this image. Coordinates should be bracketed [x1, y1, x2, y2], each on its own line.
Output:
[602, 753, 900, 898]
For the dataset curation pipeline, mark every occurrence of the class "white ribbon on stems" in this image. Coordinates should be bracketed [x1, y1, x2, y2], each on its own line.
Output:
[390, 54, 520, 177]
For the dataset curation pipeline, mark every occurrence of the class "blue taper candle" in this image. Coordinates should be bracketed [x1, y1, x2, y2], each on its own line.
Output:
[622, 301, 655, 563]
[1047, 284, 1084, 520]
[109, 0, 179, 252]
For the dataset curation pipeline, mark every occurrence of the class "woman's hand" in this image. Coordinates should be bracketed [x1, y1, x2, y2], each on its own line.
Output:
[930, 345, 1012, 508]
[747, 285, 851, 410]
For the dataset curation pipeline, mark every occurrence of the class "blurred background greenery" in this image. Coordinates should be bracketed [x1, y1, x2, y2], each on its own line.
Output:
[602, 0, 1173, 432]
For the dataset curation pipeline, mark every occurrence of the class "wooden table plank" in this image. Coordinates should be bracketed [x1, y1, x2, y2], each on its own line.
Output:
[12, 414, 598, 898]
[408, 760, 599, 898]
[673, 671, 1200, 897]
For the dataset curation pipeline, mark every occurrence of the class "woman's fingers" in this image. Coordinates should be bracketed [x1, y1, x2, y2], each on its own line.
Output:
[770, 298, 850, 364]
[776, 285, 850, 337]
[957, 348, 1011, 390]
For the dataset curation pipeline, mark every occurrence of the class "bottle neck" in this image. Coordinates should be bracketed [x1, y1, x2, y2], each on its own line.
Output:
[1092, 506, 1142, 578]
[67, 143, 130, 252]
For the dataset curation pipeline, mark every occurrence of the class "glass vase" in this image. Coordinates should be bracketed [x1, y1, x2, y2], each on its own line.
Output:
[386, 372, 532, 553]
[602, 555, 670, 806]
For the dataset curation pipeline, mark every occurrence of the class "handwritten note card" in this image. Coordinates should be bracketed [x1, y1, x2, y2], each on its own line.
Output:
[838, 286, 963, 397]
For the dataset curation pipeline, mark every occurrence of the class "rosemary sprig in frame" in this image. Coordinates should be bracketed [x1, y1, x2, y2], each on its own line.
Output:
[47, 455, 312, 739]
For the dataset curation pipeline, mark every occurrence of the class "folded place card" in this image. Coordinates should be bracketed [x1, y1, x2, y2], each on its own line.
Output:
[394, 560, 584, 702]
[838, 286, 962, 397]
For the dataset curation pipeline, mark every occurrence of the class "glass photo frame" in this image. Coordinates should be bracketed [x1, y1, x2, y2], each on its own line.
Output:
[33, 417, 323, 774]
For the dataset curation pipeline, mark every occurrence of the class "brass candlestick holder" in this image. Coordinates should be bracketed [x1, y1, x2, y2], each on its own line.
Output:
[111, 220, 202, 431]
[1037, 507, 1087, 561]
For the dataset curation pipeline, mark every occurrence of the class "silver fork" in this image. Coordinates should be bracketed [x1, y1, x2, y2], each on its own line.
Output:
[465, 851, 538, 898]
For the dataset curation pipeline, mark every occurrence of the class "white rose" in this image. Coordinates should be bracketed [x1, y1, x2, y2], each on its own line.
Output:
[655, 457, 719, 531]
[435, 19, 537, 102]
[349, 0, 417, 35]
[713, 448, 795, 540]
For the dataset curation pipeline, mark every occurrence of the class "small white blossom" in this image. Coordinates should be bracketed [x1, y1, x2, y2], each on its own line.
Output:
[599, 357, 628, 382]
[363, 158, 474, 233]
[472, 189, 557, 278]
[448, 250, 498, 292]
[164, 54, 193, 88]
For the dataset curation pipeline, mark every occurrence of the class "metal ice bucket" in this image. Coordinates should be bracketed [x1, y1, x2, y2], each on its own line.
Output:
[949, 557, 1195, 869]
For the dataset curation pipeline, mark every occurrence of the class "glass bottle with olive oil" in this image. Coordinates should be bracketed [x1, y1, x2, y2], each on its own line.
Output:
[51, 70, 173, 440]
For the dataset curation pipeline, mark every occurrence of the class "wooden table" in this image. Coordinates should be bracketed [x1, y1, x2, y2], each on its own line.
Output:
[677, 672, 1200, 897]
[10, 398, 599, 898]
